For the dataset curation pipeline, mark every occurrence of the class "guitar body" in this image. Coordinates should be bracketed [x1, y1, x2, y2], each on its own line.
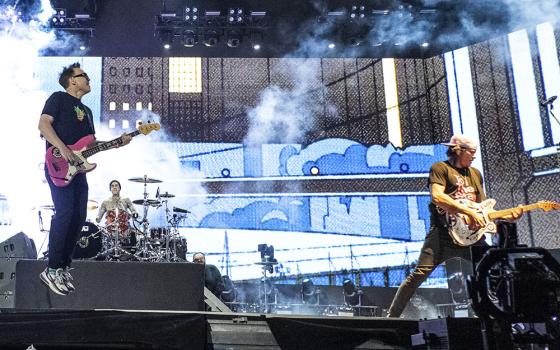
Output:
[448, 198, 497, 246]
[448, 198, 559, 246]
[45, 122, 161, 187]
[45, 135, 97, 187]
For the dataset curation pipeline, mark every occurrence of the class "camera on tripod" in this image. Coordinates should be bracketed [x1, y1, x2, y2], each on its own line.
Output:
[467, 222, 560, 349]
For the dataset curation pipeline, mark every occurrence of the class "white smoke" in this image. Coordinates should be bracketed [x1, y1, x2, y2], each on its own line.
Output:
[0, 2, 56, 246]
[88, 110, 207, 228]
[0, 2, 207, 253]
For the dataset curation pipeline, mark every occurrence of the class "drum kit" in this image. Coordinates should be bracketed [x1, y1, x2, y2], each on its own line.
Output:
[72, 175, 190, 262]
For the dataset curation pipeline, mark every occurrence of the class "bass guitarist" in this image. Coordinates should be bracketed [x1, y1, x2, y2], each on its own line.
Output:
[386, 135, 523, 317]
[38, 62, 131, 295]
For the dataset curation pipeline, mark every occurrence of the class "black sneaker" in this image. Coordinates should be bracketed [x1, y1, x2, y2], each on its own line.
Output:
[62, 267, 75, 292]
[39, 268, 69, 296]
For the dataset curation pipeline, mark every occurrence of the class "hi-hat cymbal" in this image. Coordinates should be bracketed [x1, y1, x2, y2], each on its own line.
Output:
[159, 192, 175, 198]
[128, 177, 162, 183]
[87, 199, 99, 211]
[132, 199, 161, 206]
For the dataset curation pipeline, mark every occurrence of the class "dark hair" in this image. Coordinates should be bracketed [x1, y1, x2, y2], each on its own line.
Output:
[109, 180, 121, 190]
[58, 62, 81, 89]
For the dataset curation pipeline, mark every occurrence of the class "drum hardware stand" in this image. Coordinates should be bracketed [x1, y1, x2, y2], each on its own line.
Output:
[133, 175, 158, 261]
[255, 261, 277, 313]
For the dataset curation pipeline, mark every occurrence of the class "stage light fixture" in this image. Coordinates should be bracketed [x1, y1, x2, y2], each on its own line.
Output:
[226, 31, 242, 48]
[203, 30, 219, 47]
[250, 31, 263, 51]
[342, 278, 363, 306]
[349, 37, 361, 46]
[160, 30, 173, 49]
[181, 30, 197, 47]
[328, 43, 335, 49]
[302, 278, 320, 304]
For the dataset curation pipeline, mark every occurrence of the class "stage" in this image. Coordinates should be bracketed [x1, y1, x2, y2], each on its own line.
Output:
[0, 308, 475, 350]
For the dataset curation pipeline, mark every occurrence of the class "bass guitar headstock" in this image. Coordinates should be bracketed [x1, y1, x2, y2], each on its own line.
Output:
[137, 121, 161, 135]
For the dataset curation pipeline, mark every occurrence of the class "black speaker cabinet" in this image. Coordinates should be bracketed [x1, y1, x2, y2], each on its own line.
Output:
[0, 232, 37, 308]
[15, 260, 204, 311]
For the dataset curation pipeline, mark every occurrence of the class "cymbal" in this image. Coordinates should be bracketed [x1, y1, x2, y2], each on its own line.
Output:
[87, 199, 99, 211]
[173, 206, 190, 214]
[39, 205, 55, 211]
[159, 192, 175, 198]
[128, 177, 162, 183]
[132, 199, 161, 206]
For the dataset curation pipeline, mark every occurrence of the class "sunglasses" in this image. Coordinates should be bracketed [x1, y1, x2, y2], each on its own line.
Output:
[73, 73, 90, 80]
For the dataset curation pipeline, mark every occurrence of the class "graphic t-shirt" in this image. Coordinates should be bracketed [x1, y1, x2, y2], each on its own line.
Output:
[428, 161, 485, 227]
[41, 91, 95, 148]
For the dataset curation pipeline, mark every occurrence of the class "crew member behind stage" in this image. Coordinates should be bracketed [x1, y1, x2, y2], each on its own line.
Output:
[96, 179, 138, 226]
[193, 252, 225, 298]
[386, 135, 523, 318]
[38, 62, 132, 295]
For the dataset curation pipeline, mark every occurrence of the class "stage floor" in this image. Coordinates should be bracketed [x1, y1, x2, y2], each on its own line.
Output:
[0, 308, 425, 350]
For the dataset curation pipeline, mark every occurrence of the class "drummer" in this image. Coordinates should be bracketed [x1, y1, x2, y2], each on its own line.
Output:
[95, 180, 138, 225]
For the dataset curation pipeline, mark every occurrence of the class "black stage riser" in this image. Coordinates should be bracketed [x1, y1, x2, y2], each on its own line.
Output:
[14, 260, 204, 311]
[0, 232, 38, 308]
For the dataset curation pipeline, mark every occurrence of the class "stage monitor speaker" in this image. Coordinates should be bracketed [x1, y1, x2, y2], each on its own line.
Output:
[0, 232, 37, 308]
[15, 260, 204, 311]
[0, 232, 37, 259]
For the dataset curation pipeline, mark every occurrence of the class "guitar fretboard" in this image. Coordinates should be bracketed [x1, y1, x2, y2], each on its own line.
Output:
[488, 202, 544, 220]
[81, 130, 140, 158]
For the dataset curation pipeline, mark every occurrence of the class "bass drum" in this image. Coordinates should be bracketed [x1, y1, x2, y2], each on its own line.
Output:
[73, 221, 102, 259]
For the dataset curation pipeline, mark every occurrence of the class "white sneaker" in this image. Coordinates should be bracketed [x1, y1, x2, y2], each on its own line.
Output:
[62, 267, 75, 292]
[39, 268, 69, 296]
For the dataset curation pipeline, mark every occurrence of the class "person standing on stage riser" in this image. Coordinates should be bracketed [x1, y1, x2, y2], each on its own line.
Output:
[96, 180, 138, 224]
[38, 62, 132, 295]
[386, 135, 523, 318]
[193, 252, 225, 298]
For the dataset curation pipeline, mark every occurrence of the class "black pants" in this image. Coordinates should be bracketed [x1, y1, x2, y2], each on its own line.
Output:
[46, 171, 88, 269]
[386, 225, 486, 318]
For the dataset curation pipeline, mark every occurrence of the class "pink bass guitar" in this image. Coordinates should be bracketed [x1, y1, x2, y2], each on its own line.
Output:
[45, 122, 160, 187]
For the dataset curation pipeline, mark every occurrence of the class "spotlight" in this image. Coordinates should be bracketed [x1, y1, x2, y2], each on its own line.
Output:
[302, 278, 320, 304]
[349, 37, 361, 46]
[421, 42, 429, 48]
[226, 32, 242, 48]
[203, 30, 219, 47]
[250, 32, 263, 51]
[160, 30, 173, 49]
[328, 43, 335, 49]
[342, 278, 363, 306]
[181, 30, 197, 47]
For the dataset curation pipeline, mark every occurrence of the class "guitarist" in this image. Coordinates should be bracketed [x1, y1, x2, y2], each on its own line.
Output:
[38, 63, 131, 295]
[386, 135, 522, 317]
